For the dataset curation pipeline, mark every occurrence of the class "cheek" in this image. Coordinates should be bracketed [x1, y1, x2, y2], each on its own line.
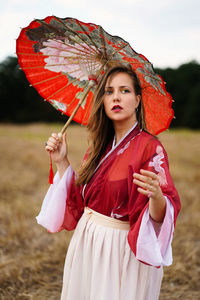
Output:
[103, 99, 109, 112]
[129, 96, 139, 110]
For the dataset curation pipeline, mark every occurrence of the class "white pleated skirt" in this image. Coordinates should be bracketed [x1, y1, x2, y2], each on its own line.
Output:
[61, 208, 163, 300]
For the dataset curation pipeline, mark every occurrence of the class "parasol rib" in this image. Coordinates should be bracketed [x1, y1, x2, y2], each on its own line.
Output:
[99, 27, 108, 61]
[142, 87, 174, 116]
[60, 84, 92, 134]
[17, 52, 43, 56]
[53, 17, 102, 56]
[144, 100, 172, 128]
[65, 94, 79, 108]
[17, 52, 100, 62]
[40, 43, 98, 57]
[55, 33, 99, 56]
[138, 68, 163, 83]
[77, 20, 103, 54]
[43, 38, 99, 56]
[81, 94, 94, 124]
[145, 120, 155, 136]
[45, 82, 73, 100]
[35, 19, 71, 38]
[31, 74, 80, 87]
[30, 74, 64, 86]
[21, 64, 90, 74]
[17, 37, 98, 57]
[26, 19, 98, 58]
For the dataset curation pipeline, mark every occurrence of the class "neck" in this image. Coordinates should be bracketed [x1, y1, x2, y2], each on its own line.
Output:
[114, 120, 137, 144]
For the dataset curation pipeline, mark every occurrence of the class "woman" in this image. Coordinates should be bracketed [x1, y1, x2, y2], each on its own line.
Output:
[37, 65, 181, 300]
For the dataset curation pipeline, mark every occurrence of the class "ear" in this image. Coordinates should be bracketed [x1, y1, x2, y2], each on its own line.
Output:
[136, 95, 141, 109]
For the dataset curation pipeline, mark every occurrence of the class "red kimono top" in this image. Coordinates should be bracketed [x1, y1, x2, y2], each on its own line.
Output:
[61, 124, 180, 257]
[36, 123, 180, 266]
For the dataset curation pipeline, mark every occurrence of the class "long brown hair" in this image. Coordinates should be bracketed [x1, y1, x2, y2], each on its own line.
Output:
[76, 64, 146, 185]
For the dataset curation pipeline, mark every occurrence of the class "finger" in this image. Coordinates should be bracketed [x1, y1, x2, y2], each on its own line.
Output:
[133, 173, 152, 184]
[58, 132, 62, 141]
[52, 133, 59, 140]
[140, 169, 158, 180]
[46, 139, 60, 152]
[47, 143, 58, 152]
[45, 145, 54, 152]
[61, 132, 67, 144]
[48, 136, 60, 147]
[138, 170, 160, 187]
[133, 178, 156, 192]
[137, 187, 152, 197]
[46, 142, 58, 152]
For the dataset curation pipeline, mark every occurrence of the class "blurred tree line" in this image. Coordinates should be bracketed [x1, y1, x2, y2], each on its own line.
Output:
[0, 56, 67, 124]
[0, 56, 200, 128]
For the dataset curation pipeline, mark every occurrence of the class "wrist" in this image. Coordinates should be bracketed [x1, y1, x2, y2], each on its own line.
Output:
[149, 193, 166, 223]
[56, 157, 70, 170]
[56, 158, 70, 179]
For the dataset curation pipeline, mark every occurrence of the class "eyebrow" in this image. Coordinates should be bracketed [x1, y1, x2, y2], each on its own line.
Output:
[105, 85, 131, 89]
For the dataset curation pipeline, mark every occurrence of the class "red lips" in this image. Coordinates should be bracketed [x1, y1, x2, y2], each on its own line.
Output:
[112, 105, 123, 111]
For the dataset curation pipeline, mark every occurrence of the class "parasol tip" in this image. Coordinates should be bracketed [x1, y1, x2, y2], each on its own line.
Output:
[173, 116, 176, 119]
[172, 99, 175, 102]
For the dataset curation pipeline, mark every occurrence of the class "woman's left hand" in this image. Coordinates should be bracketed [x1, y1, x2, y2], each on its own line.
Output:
[133, 169, 166, 222]
[133, 169, 162, 201]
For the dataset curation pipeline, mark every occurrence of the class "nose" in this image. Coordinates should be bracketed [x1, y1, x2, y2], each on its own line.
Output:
[113, 90, 120, 102]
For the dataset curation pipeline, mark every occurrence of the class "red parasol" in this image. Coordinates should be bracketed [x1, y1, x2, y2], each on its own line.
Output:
[16, 16, 174, 135]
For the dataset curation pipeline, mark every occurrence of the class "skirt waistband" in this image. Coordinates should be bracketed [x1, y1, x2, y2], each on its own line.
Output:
[84, 207, 130, 230]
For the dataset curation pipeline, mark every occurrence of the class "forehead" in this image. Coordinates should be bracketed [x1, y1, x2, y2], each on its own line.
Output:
[106, 72, 133, 87]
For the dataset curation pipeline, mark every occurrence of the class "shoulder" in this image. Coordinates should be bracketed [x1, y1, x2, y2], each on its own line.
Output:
[137, 130, 161, 147]
[136, 130, 168, 159]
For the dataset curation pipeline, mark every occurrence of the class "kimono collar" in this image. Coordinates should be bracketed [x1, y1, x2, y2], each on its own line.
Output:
[82, 122, 141, 199]
[94, 121, 140, 173]
[112, 122, 138, 150]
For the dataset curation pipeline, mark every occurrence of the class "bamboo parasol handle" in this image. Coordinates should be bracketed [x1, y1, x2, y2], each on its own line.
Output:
[59, 84, 92, 136]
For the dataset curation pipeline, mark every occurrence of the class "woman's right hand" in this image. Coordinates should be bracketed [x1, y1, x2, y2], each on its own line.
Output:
[45, 132, 68, 164]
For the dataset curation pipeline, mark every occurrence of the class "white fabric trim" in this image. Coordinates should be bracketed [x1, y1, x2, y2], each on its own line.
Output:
[136, 197, 174, 267]
[36, 165, 73, 232]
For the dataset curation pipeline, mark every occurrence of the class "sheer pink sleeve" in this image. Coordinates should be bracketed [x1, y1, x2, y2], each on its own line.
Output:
[127, 137, 181, 267]
[136, 197, 174, 266]
[36, 166, 73, 233]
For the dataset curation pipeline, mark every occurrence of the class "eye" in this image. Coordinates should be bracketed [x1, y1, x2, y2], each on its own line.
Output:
[105, 90, 112, 95]
[121, 88, 130, 94]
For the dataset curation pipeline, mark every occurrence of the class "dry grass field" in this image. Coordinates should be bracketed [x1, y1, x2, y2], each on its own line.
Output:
[0, 123, 199, 300]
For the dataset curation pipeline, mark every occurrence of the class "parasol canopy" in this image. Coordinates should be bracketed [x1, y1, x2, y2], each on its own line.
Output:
[16, 16, 174, 135]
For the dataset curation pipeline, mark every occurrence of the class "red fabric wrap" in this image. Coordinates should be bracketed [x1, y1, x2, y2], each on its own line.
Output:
[61, 125, 181, 263]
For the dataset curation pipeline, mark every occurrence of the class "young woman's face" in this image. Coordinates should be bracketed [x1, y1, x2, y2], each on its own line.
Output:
[103, 72, 140, 128]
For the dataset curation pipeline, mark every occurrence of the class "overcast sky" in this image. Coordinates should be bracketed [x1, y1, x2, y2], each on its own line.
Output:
[0, 0, 199, 68]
